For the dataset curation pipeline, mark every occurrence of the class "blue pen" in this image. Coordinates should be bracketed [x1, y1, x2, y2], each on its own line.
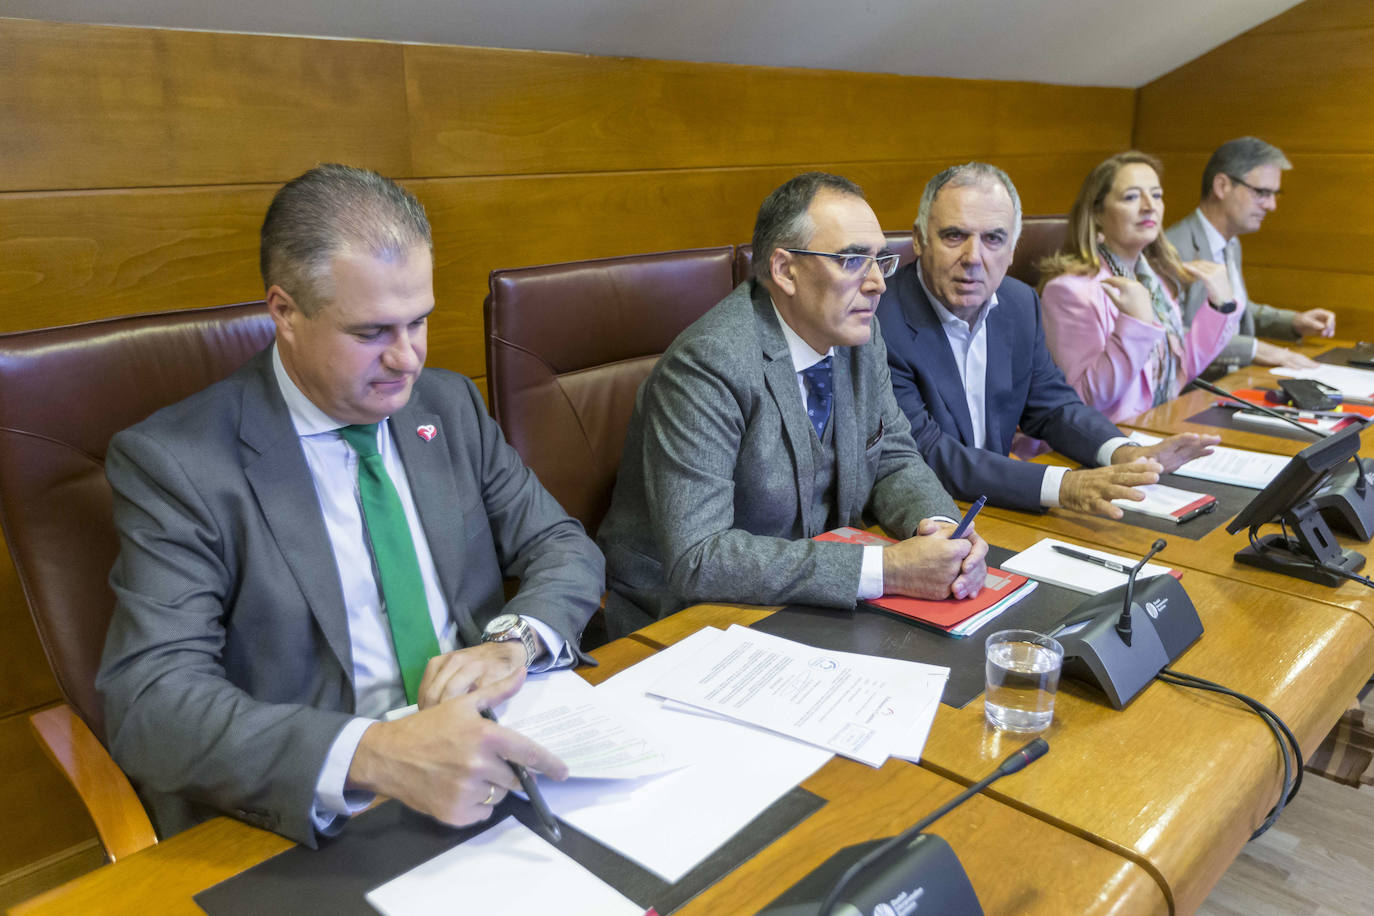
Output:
[950, 495, 986, 539]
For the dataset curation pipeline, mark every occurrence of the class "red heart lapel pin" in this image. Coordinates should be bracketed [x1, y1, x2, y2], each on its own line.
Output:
[416, 424, 437, 442]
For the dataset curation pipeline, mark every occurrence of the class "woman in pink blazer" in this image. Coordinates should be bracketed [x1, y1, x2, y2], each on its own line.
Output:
[1038, 151, 1240, 423]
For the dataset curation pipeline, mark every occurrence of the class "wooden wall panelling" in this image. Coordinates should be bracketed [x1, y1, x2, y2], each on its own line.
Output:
[1134, 0, 1374, 330]
[0, 18, 412, 192]
[0, 185, 272, 333]
[403, 43, 1134, 176]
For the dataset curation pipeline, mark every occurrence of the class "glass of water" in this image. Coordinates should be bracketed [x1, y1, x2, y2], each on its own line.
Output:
[984, 629, 1064, 733]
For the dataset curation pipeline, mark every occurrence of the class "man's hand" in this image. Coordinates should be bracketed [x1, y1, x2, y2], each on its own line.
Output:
[1059, 458, 1162, 519]
[347, 667, 567, 827]
[1100, 276, 1156, 323]
[417, 641, 531, 710]
[1292, 308, 1336, 339]
[1253, 340, 1319, 369]
[1182, 260, 1234, 308]
[882, 518, 988, 600]
[1112, 432, 1219, 474]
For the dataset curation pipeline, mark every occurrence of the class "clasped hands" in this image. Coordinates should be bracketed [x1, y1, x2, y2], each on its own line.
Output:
[882, 518, 989, 601]
[347, 638, 567, 829]
[1059, 432, 1219, 519]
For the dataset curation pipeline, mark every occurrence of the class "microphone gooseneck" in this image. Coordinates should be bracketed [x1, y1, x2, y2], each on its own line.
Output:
[1117, 538, 1166, 647]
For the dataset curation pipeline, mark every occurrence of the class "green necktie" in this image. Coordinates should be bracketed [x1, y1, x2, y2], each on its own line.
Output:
[338, 423, 440, 704]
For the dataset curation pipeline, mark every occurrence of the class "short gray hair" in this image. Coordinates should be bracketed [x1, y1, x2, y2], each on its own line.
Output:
[914, 162, 1022, 248]
[1200, 137, 1292, 201]
[260, 164, 432, 315]
[752, 172, 865, 281]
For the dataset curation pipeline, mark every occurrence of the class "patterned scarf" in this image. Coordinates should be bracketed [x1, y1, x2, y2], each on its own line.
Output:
[1099, 245, 1184, 405]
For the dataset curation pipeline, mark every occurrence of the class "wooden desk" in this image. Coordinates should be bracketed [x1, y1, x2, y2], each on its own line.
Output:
[636, 514, 1374, 915]
[12, 636, 1165, 916]
[985, 361, 1374, 622]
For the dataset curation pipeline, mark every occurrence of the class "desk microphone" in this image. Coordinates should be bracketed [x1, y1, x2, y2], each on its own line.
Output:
[1186, 377, 1374, 541]
[1116, 538, 1166, 647]
[757, 739, 1049, 916]
[1050, 540, 1202, 709]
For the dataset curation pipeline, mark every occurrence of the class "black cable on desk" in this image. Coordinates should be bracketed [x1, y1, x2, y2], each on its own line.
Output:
[1156, 667, 1302, 839]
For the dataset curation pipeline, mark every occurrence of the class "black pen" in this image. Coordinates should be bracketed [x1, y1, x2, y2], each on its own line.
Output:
[950, 495, 986, 539]
[1050, 544, 1129, 573]
[480, 707, 563, 843]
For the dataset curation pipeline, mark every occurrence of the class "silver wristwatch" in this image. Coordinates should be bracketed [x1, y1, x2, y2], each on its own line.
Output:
[482, 613, 539, 668]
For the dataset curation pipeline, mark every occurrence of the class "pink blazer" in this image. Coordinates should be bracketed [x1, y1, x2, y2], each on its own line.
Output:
[1040, 265, 1239, 423]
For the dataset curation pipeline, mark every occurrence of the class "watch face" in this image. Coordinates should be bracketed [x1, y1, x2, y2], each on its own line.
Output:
[485, 613, 520, 636]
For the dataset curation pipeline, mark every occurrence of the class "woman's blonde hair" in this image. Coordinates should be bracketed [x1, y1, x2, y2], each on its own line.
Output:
[1037, 151, 1194, 296]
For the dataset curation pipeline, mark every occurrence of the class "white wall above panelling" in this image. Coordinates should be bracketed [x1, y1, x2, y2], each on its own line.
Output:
[1, 0, 1303, 88]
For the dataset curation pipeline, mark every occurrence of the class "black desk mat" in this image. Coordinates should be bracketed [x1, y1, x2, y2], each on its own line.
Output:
[1186, 404, 1323, 442]
[195, 787, 824, 915]
[750, 546, 1090, 709]
[1112, 471, 1251, 540]
[1317, 345, 1373, 366]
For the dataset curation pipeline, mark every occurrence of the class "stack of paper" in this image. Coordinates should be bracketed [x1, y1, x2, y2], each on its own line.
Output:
[1110, 482, 1216, 522]
[1272, 364, 1374, 399]
[1126, 431, 1289, 489]
[646, 625, 948, 768]
[1001, 538, 1175, 595]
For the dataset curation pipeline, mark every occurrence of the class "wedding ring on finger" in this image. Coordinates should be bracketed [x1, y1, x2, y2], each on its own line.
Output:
[481, 784, 498, 806]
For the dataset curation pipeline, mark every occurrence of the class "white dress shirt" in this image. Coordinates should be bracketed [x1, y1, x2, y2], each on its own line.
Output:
[1197, 208, 1257, 361]
[915, 266, 1135, 507]
[268, 348, 567, 829]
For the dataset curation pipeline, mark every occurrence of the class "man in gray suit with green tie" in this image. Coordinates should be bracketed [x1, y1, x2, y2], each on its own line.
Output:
[98, 165, 603, 845]
[1167, 136, 1336, 372]
[599, 172, 987, 638]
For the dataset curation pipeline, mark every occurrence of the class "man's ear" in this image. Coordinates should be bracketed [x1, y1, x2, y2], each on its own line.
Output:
[911, 228, 925, 259]
[769, 248, 798, 297]
[1210, 171, 1231, 201]
[266, 285, 301, 341]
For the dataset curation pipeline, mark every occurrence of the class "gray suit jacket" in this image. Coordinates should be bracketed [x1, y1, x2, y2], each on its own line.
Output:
[597, 281, 958, 637]
[1167, 209, 1297, 368]
[97, 348, 603, 845]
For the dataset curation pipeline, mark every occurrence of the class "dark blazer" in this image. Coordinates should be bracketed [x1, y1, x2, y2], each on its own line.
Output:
[97, 348, 603, 845]
[598, 280, 957, 637]
[875, 264, 1122, 511]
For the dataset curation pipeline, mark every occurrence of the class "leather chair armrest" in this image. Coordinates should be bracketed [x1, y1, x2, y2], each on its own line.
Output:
[30, 705, 157, 862]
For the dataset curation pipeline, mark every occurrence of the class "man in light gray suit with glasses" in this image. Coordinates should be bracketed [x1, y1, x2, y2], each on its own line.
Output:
[598, 172, 987, 638]
[1167, 136, 1336, 372]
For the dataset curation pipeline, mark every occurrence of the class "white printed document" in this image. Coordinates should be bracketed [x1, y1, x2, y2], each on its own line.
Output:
[495, 670, 685, 780]
[1002, 537, 1174, 595]
[365, 816, 643, 916]
[537, 628, 833, 882]
[1127, 431, 1288, 489]
[646, 625, 948, 767]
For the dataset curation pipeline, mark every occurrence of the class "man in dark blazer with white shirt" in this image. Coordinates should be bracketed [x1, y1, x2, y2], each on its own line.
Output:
[599, 172, 986, 638]
[876, 163, 1217, 516]
[97, 165, 602, 845]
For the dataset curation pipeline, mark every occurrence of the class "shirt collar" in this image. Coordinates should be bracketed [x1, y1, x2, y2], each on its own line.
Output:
[770, 299, 833, 372]
[271, 343, 352, 436]
[1196, 207, 1230, 262]
[916, 262, 998, 333]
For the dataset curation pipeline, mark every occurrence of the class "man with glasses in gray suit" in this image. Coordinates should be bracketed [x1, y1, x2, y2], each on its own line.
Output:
[599, 172, 987, 638]
[1167, 137, 1336, 372]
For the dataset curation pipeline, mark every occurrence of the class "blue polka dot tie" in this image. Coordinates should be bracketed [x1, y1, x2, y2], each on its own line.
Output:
[801, 356, 833, 440]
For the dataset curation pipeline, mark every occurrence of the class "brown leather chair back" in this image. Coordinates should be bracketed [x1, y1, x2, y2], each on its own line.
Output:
[0, 302, 275, 742]
[733, 231, 918, 285]
[486, 248, 736, 537]
[1009, 215, 1069, 289]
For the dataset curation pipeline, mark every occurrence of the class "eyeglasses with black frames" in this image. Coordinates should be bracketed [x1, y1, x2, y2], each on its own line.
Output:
[1227, 175, 1282, 202]
[783, 249, 901, 278]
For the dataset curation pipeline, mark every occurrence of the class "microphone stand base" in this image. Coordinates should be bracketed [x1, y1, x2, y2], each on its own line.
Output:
[755, 834, 983, 916]
[1235, 534, 1365, 587]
